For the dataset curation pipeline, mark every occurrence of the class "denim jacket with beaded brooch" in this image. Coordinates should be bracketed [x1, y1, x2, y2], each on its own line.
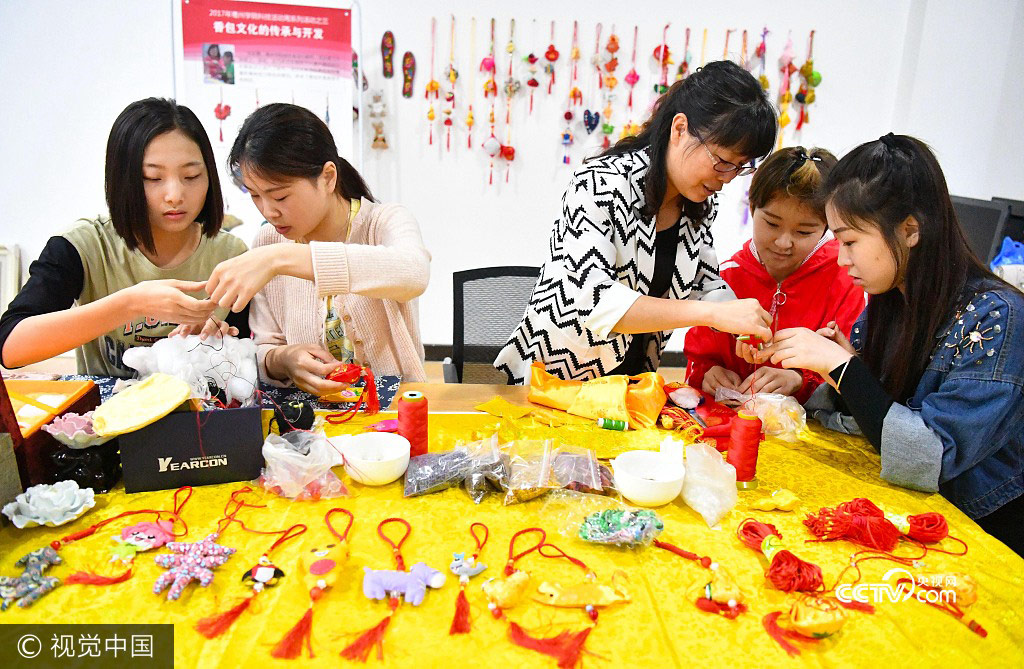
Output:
[805, 277, 1024, 519]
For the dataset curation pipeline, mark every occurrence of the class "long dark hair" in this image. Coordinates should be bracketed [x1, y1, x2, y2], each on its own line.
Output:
[229, 103, 374, 202]
[824, 133, 1014, 400]
[105, 98, 223, 253]
[601, 60, 776, 221]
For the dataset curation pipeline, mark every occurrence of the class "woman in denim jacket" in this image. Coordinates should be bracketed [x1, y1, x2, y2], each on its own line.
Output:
[757, 134, 1023, 555]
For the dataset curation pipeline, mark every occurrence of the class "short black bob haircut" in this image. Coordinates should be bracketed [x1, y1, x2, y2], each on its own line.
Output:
[104, 97, 223, 253]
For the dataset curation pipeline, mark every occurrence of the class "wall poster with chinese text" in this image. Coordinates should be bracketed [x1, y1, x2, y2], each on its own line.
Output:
[173, 0, 353, 239]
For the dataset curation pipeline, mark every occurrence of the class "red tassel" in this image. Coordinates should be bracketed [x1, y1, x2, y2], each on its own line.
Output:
[836, 498, 950, 543]
[341, 612, 393, 662]
[804, 507, 901, 551]
[272, 607, 314, 659]
[695, 597, 747, 619]
[64, 567, 132, 586]
[195, 596, 254, 639]
[449, 588, 471, 635]
[738, 520, 823, 592]
[762, 611, 801, 657]
[362, 367, 380, 415]
[508, 622, 591, 669]
[766, 551, 823, 592]
[653, 540, 712, 567]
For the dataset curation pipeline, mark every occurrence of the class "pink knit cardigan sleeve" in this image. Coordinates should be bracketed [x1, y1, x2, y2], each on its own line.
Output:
[308, 202, 430, 301]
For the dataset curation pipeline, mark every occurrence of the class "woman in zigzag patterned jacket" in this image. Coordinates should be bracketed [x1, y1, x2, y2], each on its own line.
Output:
[496, 60, 779, 383]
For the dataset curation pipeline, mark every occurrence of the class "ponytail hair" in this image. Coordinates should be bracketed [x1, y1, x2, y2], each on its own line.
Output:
[602, 60, 776, 221]
[823, 133, 1015, 400]
[228, 103, 374, 202]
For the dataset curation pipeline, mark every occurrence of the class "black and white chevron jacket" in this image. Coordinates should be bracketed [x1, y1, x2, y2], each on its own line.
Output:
[494, 147, 734, 384]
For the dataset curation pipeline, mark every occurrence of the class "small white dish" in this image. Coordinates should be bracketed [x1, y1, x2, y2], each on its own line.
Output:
[611, 450, 686, 507]
[333, 432, 411, 485]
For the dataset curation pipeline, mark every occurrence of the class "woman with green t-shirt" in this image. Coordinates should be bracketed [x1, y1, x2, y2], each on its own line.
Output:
[0, 98, 249, 376]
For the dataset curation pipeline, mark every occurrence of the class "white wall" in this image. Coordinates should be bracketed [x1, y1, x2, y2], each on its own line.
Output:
[2, 0, 1022, 354]
[893, 0, 1024, 200]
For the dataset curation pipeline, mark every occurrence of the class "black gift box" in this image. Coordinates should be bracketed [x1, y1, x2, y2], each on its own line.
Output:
[118, 403, 264, 493]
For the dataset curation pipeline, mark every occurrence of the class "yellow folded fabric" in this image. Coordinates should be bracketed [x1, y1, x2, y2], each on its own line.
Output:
[567, 374, 630, 422]
[624, 372, 667, 429]
[92, 373, 191, 437]
[527, 362, 666, 429]
[474, 396, 534, 420]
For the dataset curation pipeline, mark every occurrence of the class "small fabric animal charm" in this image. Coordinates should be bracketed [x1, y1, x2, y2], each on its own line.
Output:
[449, 552, 487, 581]
[0, 547, 62, 610]
[482, 570, 531, 611]
[764, 595, 848, 656]
[362, 562, 446, 606]
[687, 562, 747, 618]
[241, 554, 285, 592]
[533, 570, 631, 619]
[750, 489, 801, 512]
[272, 509, 353, 659]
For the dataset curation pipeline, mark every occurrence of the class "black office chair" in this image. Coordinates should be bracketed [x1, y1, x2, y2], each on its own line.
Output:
[992, 197, 1024, 243]
[951, 196, 1010, 264]
[445, 266, 540, 384]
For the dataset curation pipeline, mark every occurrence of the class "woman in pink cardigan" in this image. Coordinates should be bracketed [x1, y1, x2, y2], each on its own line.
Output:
[204, 104, 430, 392]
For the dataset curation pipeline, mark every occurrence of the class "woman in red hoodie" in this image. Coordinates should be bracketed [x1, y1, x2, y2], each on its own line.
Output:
[684, 147, 865, 402]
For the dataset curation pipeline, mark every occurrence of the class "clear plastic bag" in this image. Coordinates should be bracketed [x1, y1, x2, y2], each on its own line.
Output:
[502, 439, 560, 505]
[258, 431, 349, 500]
[540, 490, 662, 547]
[456, 435, 510, 504]
[551, 446, 603, 495]
[579, 508, 664, 547]
[681, 442, 737, 528]
[714, 387, 751, 407]
[750, 393, 807, 442]
[403, 450, 472, 497]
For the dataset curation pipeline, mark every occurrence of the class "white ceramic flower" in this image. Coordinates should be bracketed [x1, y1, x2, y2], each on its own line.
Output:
[2, 480, 96, 529]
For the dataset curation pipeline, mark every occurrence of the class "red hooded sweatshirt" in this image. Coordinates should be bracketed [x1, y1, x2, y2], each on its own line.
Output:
[684, 237, 866, 403]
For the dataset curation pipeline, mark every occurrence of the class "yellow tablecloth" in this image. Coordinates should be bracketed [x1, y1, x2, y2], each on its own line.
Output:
[2, 410, 1022, 668]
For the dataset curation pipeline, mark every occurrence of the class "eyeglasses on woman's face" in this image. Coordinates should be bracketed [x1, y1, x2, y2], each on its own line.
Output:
[692, 128, 758, 176]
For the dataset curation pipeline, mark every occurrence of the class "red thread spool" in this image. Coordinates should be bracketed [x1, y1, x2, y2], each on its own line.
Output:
[397, 391, 428, 457]
[726, 410, 762, 488]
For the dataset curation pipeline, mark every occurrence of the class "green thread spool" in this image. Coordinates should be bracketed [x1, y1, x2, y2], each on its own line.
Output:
[597, 418, 626, 431]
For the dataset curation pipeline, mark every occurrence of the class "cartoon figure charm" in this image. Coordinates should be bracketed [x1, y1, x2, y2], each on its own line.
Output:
[449, 552, 487, 583]
[242, 554, 285, 593]
[111, 520, 176, 564]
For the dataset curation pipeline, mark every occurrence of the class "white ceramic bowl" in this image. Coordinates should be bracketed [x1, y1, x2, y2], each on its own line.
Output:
[611, 450, 686, 507]
[336, 432, 411, 485]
